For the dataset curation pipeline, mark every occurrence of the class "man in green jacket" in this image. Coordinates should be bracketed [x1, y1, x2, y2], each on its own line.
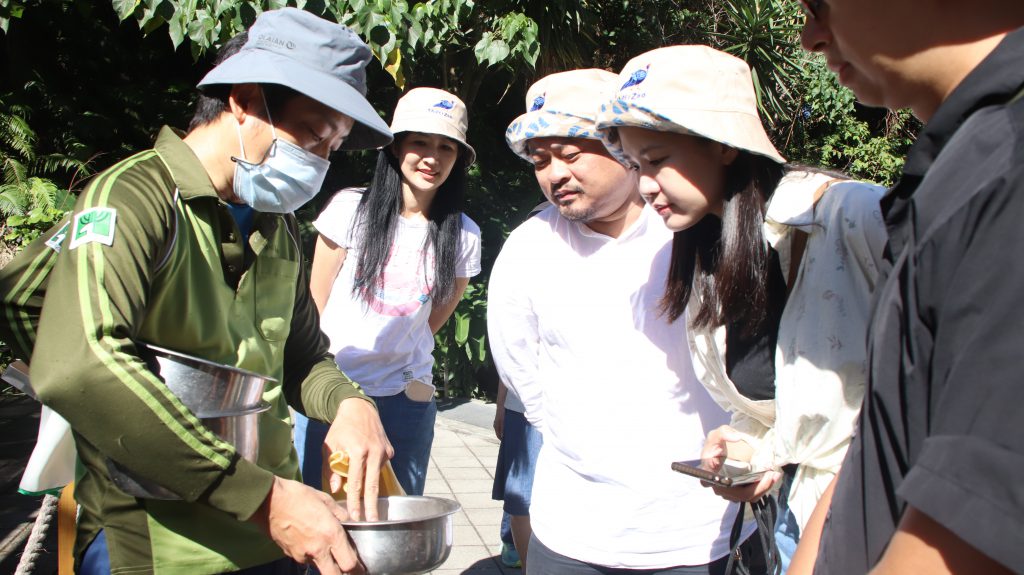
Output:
[0, 8, 395, 575]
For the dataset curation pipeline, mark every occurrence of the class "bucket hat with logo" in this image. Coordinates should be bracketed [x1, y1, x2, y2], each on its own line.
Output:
[596, 45, 785, 164]
[389, 87, 476, 166]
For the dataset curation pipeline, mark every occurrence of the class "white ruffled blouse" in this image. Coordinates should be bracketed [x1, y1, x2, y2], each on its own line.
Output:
[687, 171, 887, 530]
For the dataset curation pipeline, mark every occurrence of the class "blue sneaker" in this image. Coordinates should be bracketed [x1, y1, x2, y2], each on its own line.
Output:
[500, 542, 521, 568]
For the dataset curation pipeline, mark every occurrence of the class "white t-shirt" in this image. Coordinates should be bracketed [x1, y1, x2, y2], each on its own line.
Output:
[314, 189, 482, 396]
[487, 204, 745, 568]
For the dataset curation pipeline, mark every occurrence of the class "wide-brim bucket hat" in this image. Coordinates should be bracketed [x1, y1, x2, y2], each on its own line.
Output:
[197, 7, 393, 151]
[505, 69, 619, 161]
[596, 45, 785, 164]
[389, 87, 476, 166]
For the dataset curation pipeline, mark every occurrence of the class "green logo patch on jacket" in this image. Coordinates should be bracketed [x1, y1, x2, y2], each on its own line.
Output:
[69, 207, 117, 250]
[45, 220, 72, 253]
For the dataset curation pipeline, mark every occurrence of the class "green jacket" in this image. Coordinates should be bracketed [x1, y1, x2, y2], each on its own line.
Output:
[0, 127, 370, 574]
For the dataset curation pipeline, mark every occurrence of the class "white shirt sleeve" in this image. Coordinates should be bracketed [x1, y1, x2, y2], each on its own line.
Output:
[457, 215, 483, 278]
[486, 229, 543, 430]
[312, 188, 364, 249]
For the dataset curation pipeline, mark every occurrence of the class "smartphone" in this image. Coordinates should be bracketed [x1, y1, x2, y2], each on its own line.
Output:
[671, 458, 767, 487]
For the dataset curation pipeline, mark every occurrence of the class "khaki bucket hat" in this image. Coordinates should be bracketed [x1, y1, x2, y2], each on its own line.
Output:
[596, 45, 785, 164]
[389, 87, 476, 165]
[505, 69, 619, 161]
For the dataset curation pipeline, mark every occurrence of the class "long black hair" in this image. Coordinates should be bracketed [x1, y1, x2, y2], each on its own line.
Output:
[351, 134, 467, 306]
[662, 151, 786, 337]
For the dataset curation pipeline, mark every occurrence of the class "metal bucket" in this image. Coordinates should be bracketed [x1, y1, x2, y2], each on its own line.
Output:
[138, 343, 275, 416]
[106, 401, 271, 499]
[105, 344, 277, 499]
[341, 496, 461, 574]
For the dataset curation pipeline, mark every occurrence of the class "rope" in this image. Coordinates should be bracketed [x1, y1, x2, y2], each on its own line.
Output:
[14, 493, 59, 575]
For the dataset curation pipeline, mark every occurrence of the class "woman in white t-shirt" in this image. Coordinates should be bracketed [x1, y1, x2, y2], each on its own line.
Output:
[294, 87, 482, 496]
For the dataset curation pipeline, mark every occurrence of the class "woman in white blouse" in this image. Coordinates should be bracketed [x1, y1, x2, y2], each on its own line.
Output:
[596, 45, 887, 571]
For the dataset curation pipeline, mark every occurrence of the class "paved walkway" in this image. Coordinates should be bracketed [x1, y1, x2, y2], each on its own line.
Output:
[427, 398, 516, 574]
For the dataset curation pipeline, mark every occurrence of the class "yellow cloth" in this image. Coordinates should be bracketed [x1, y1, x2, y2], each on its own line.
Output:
[324, 451, 405, 499]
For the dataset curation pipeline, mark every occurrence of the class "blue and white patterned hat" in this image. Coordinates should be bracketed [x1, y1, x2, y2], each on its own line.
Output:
[596, 46, 785, 164]
[505, 69, 619, 161]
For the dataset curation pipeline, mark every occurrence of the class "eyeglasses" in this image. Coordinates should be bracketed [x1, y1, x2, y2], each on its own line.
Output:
[799, 0, 825, 20]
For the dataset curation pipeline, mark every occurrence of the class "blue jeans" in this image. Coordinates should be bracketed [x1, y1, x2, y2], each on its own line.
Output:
[80, 530, 111, 575]
[773, 468, 801, 573]
[294, 392, 437, 495]
[501, 511, 515, 545]
[492, 408, 542, 516]
[293, 409, 328, 490]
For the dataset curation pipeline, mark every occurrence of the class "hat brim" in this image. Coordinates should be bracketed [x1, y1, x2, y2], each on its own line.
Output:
[596, 99, 786, 165]
[505, 110, 603, 161]
[391, 117, 476, 166]
[197, 49, 393, 151]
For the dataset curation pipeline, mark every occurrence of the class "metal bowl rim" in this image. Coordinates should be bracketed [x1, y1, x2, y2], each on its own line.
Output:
[197, 400, 273, 419]
[339, 495, 462, 527]
[140, 342, 278, 384]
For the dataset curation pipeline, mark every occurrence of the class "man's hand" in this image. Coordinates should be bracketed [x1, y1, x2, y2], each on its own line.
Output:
[699, 425, 780, 503]
[493, 405, 505, 440]
[323, 397, 393, 521]
[493, 381, 508, 440]
[251, 476, 364, 575]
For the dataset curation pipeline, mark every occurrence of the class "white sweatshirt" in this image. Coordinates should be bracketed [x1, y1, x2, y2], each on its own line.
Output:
[487, 204, 745, 568]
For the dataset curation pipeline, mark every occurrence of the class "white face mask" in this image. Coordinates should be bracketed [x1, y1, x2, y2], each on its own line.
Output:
[232, 95, 330, 213]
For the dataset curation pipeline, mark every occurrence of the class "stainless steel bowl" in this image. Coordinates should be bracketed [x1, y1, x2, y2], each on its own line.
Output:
[342, 496, 461, 574]
[138, 343, 276, 416]
[106, 400, 271, 499]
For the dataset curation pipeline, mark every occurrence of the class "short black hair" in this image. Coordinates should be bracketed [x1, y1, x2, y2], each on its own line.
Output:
[188, 32, 302, 131]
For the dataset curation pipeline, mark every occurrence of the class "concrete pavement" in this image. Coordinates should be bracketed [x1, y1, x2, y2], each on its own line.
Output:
[427, 397, 517, 574]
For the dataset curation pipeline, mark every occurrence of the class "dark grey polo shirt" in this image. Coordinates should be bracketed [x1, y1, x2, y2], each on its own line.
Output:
[815, 26, 1024, 574]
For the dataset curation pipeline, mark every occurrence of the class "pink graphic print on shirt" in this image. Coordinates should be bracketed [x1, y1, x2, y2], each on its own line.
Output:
[362, 242, 435, 317]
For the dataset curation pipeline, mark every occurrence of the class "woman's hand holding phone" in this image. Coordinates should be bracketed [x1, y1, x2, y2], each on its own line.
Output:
[699, 425, 781, 503]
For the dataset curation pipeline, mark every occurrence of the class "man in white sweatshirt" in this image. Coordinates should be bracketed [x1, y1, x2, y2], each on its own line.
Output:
[488, 69, 763, 574]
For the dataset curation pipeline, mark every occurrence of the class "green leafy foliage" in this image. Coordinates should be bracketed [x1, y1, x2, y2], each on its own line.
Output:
[0, 98, 83, 250]
[0, 0, 25, 32]
[713, 0, 803, 129]
[103, 0, 543, 95]
[434, 281, 489, 397]
[785, 55, 919, 186]
[0, 0, 923, 397]
[475, 13, 538, 69]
